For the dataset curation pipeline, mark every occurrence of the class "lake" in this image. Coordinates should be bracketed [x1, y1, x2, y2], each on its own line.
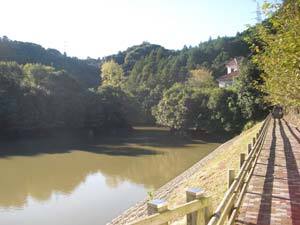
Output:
[0, 127, 221, 225]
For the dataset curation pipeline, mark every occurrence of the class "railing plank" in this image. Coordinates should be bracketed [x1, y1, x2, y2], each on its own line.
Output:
[129, 198, 209, 225]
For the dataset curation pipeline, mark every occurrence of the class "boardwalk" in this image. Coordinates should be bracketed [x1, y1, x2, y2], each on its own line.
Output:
[236, 118, 300, 225]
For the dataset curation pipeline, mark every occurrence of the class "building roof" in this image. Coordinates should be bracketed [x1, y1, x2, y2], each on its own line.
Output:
[217, 71, 239, 82]
[226, 58, 238, 68]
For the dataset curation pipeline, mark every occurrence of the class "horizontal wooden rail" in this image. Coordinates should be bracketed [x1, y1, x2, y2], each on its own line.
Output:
[129, 199, 208, 225]
[129, 188, 211, 225]
[127, 114, 271, 225]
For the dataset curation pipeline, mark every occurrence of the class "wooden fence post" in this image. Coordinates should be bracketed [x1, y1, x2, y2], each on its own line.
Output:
[240, 153, 246, 168]
[147, 199, 169, 224]
[228, 169, 235, 189]
[227, 170, 235, 220]
[248, 143, 252, 154]
[186, 188, 209, 225]
[252, 137, 256, 146]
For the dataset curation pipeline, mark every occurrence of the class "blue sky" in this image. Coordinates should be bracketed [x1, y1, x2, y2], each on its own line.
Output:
[0, 0, 264, 58]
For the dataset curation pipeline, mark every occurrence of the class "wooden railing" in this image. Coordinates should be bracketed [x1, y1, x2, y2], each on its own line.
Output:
[207, 114, 271, 225]
[129, 114, 271, 225]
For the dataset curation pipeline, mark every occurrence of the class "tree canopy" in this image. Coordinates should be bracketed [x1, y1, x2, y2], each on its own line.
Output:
[248, 0, 300, 107]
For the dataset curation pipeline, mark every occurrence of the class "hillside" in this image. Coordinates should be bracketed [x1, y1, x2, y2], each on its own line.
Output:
[0, 34, 250, 89]
[0, 36, 100, 87]
[0, 31, 267, 135]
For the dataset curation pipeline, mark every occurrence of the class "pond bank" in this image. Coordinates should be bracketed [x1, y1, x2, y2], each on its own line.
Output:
[109, 123, 261, 225]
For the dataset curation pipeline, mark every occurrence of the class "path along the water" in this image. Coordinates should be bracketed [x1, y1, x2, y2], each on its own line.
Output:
[236, 118, 300, 225]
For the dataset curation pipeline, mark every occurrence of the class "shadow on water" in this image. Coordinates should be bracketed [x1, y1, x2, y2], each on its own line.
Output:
[0, 127, 228, 158]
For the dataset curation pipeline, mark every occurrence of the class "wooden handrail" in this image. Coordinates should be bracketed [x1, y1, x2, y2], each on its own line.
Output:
[129, 197, 210, 225]
[208, 114, 271, 225]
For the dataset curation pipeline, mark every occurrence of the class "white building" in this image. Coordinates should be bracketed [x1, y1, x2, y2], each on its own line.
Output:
[217, 57, 242, 88]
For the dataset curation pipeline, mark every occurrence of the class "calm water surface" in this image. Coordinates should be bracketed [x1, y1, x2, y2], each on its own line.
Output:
[0, 127, 221, 225]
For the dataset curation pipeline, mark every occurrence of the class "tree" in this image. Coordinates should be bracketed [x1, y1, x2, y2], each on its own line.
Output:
[96, 86, 134, 129]
[233, 59, 266, 120]
[0, 62, 23, 132]
[207, 89, 243, 132]
[100, 60, 124, 87]
[152, 83, 191, 130]
[250, 0, 300, 107]
[186, 68, 216, 88]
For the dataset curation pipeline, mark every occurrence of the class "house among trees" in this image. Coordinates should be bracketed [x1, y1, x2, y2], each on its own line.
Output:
[217, 57, 243, 88]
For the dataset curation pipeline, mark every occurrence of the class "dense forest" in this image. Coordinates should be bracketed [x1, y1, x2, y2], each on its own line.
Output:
[1, 0, 298, 137]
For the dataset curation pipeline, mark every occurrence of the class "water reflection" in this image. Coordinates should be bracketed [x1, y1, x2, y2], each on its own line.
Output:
[0, 127, 221, 224]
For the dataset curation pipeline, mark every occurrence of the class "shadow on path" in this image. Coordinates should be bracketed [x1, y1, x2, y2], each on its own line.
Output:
[256, 119, 277, 224]
[284, 119, 300, 144]
[280, 120, 300, 224]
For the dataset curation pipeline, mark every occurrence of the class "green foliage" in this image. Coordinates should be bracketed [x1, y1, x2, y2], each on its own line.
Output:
[147, 190, 154, 201]
[233, 59, 266, 120]
[152, 83, 191, 130]
[101, 60, 124, 87]
[248, 0, 300, 107]
[119, 37, 251, 124]
[0, 61, 131, 136]
[206, 89, 243, 132]
[242, 120, 256, 131]
[187, 68, 216, 88]
[131, 84, 164, 124]
[153, 85, 244, 133]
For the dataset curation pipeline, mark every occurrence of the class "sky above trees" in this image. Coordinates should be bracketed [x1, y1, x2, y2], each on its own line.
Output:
[0, 0, 264, 58]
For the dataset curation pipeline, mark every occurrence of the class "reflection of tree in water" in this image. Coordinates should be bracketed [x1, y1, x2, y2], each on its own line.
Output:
[0, 127, 221, 208]
[105, 176, 122, 188]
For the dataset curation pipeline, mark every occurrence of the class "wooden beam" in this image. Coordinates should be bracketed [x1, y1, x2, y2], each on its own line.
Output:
[227, 170, 235, 189]
[186, 188, 207, 225]
[147, 199, 169, 225]
[247, 143, 252, 154]
[129, 198, 209, 225]
[240, 153, 246, 169]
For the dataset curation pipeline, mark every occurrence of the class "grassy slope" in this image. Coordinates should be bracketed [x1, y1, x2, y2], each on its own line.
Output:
[165, 122, 262, 224]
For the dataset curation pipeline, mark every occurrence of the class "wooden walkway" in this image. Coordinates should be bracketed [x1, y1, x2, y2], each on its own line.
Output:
[236, 118, 300, 225]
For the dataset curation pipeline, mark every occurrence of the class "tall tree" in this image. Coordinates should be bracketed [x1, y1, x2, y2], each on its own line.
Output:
[233, 59, 266, 120]
[100, 60, 124, 87]
[251, 0, 300, 107]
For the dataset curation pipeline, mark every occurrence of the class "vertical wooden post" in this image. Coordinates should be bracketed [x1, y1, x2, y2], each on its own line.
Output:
[240, 153, 246, 168]
[186, 188, 208, 225]
[228, 169, 235, 189]
[252, 137, 256, 146]
[256, 133, 259, 139]
[147, 199, 168, 224]
[227, 169, 235, 220]
[247, 143, 252, 154]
